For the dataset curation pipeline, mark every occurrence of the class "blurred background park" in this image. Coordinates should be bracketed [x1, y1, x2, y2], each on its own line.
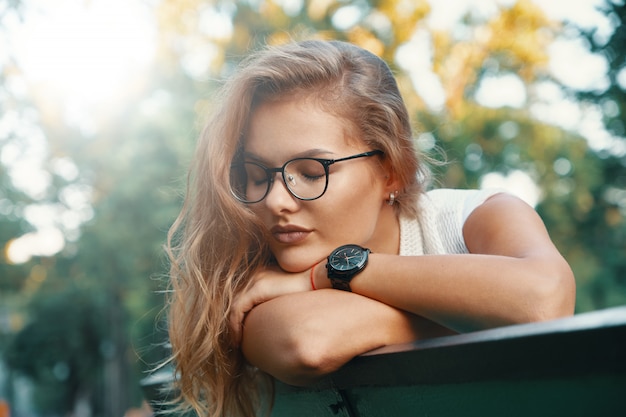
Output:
[0, 0, 624, 415]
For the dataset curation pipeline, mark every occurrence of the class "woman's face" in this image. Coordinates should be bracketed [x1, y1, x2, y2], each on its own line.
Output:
[243, 96, 400, 272]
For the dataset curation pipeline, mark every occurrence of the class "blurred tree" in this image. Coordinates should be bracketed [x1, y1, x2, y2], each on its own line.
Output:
[566, 0, 626, 310]
[409, 0, 624, 312]
[0, 183, 33, 295]
[0, 0, 34, 296]
[579, 1, 625, 139]
[2, 75, 188, 412]
[156, 0, 430, 77]
[5, 285, 107, 414]
[1, 8, 190, 410]
[403, 0, 626, 310]
[2, 0, 625, 413]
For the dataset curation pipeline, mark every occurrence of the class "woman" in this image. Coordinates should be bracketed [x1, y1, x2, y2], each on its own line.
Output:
[166, 39, 575, 417]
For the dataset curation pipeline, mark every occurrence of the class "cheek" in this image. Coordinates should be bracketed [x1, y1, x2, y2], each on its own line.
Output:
[328, 168, 385, 208]
[246, 204, 273, 228]
[317, 184, 383, 233]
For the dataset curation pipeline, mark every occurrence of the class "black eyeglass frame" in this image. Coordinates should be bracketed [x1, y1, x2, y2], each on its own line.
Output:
[230, 150, 384, 204]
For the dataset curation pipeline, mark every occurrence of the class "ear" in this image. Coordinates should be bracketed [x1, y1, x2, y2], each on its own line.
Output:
[381, 157, 402, 195]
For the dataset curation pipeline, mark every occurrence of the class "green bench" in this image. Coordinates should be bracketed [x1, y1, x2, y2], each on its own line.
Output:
[143, 306, 626, 416]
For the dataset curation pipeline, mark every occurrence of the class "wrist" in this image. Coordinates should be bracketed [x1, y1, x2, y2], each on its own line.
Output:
[309, 260, 324, 290]
[326, 244, 370, 291]
[311, 259, 330, 290]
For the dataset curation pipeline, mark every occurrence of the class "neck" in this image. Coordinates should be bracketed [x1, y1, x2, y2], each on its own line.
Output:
[367, 206, 401, 255]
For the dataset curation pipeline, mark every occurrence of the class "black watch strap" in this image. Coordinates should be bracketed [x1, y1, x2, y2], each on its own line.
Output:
[329, 277, 352, 292]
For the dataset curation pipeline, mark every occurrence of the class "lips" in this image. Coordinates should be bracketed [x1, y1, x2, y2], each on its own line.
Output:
[270, 225, 311, 244]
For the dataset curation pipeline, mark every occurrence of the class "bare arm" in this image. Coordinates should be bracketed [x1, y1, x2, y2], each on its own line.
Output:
[313, 193, 576, 331]
[241, 290, 455, 386]
[239, 193, 575, 383]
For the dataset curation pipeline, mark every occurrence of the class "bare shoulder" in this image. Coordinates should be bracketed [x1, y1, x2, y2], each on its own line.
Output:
[463, 192, 558, 257]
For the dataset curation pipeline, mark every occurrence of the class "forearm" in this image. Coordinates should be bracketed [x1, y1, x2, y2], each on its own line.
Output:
[320, 252, 575, 333]
[241, 289, 454, 386]
[312, 194, 576, 333]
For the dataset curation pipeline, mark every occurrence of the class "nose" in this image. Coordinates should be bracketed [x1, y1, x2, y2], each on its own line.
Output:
[264, 172, 299, 213]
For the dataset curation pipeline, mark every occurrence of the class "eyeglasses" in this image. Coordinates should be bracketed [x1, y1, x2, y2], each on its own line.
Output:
[230, 150, 383, 204]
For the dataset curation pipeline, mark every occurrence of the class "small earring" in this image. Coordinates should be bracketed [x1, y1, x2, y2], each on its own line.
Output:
[387, 191, 396, 206]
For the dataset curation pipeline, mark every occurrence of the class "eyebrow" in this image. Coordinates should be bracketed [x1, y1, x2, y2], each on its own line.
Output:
[242, 148, 337, 165]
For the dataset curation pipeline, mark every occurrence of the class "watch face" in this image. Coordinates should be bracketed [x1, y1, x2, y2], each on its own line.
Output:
[329, 245, 367, 271]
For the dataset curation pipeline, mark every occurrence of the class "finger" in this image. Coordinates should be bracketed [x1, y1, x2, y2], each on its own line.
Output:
[229, 293, 256, 346]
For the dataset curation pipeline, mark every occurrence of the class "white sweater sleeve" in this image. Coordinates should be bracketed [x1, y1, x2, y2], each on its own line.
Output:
[425, 188, 504, 254]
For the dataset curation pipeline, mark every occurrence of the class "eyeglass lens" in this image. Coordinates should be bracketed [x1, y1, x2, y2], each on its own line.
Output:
[230, 158, 328, 203]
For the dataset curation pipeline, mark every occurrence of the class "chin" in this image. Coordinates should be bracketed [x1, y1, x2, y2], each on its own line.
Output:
[275, 258, 310, 273]
[273, 247, 324, 273]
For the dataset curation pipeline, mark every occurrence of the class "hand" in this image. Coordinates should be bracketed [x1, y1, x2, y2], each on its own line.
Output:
[229, 264, 313, 346]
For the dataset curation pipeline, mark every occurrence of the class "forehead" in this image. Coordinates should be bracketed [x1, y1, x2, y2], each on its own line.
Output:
[244, 96, 360, 162]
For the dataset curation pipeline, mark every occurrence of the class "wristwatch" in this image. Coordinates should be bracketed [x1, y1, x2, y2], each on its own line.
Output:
[326, 244, 370, 291]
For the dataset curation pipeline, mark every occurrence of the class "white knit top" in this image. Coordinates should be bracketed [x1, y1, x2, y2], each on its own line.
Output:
[399, 188, 503, 256]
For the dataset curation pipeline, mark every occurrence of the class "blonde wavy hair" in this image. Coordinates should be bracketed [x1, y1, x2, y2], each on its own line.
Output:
[166, 39, 429, 416]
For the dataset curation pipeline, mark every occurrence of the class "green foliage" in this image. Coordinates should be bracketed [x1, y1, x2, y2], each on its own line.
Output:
[566, 0, 626, 310]
[578, 1, 626, 137]
[5, 285, 106, 413]
[1, 0, 625, 413]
